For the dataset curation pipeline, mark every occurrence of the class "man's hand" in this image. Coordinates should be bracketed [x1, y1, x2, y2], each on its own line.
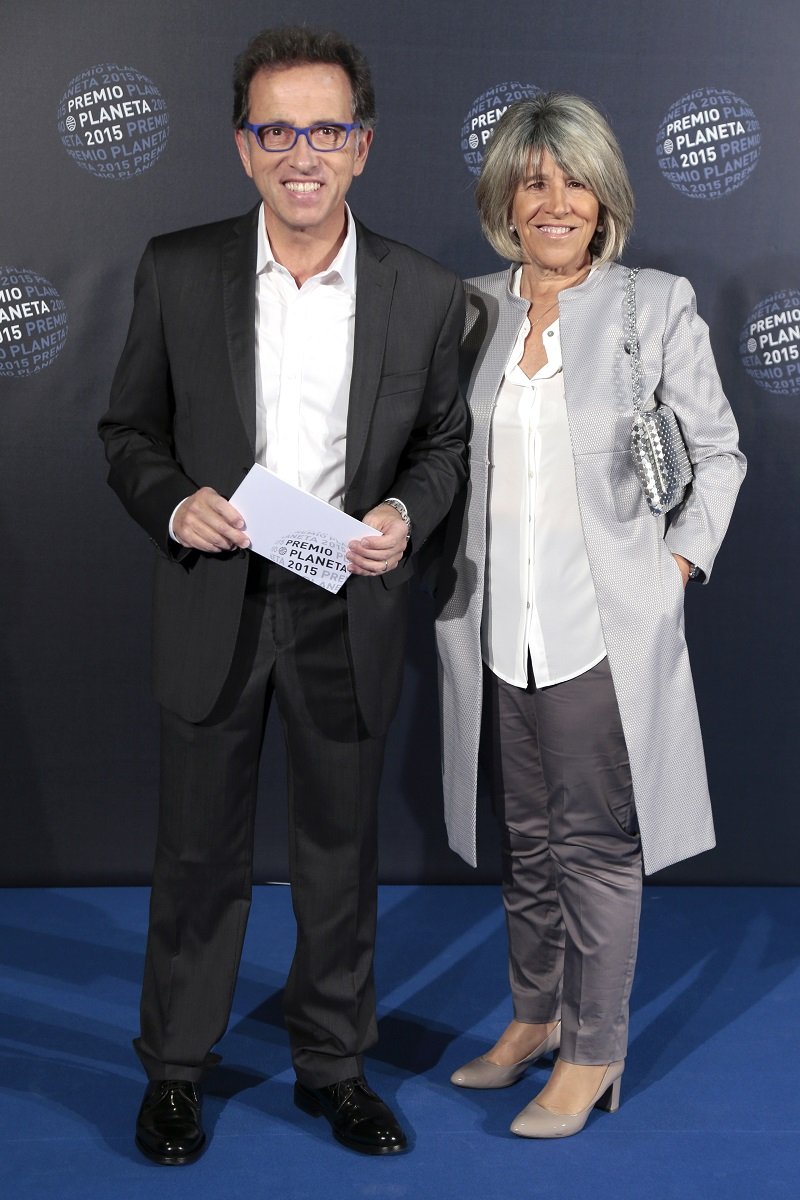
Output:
[346, 502, 409, 576]
[173, 487, 250, 552]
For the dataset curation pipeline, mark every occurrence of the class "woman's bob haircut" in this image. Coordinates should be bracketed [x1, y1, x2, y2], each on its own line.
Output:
[475, 92, 634, 266]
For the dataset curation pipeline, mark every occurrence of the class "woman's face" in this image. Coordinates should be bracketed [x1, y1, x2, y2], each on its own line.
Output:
[510, 148, 600, 278]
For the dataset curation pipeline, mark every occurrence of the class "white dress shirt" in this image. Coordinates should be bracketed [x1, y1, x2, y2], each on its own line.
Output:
[482, 271, 606, 688]
[254, 202, 357, 508]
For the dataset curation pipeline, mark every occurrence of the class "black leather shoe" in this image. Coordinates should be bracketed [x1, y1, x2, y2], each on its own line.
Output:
[294, 1076, 408, 1155]
[135, 1079, 206, 1165]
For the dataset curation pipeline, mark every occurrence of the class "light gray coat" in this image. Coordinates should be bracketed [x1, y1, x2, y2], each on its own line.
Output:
[435, 260, 746, 875]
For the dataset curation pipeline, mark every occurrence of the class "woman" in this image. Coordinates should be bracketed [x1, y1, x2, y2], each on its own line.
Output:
[435, 93, 745, 1138]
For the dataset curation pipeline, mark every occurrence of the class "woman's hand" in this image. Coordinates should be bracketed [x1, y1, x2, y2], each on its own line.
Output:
[672, 553, 693, 588]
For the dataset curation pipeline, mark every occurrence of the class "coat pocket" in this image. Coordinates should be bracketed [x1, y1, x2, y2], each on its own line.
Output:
[376, 367, 429, 398]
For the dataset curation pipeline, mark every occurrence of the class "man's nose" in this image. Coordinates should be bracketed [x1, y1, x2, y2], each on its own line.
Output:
[289, 130, 319, 166]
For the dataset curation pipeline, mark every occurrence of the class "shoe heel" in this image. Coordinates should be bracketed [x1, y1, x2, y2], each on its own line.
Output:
[595, 1076, 621, 1114]
[293, 1083, 322, 1118]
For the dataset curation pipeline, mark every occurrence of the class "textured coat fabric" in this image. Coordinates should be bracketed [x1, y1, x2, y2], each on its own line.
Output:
[436, 260, 746, 875]
[99, 206, 467, 734]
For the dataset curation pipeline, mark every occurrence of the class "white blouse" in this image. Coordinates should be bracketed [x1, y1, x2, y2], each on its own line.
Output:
[482, 286, 607, 689]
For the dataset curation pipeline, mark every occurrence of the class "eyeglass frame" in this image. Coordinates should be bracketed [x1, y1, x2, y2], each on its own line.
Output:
[240, 120, 363, 153]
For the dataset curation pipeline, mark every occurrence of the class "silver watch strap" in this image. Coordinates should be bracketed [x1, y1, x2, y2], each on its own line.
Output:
[382, 497, 411, 534]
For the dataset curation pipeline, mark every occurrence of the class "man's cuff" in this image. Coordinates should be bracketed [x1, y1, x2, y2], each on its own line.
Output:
[168, 499, 188, 546]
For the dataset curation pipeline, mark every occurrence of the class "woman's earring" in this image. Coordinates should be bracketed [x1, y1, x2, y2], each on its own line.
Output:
[509, 224, 516, 233]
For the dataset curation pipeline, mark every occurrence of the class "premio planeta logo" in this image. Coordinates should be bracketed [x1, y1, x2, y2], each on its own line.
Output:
[0, 268, 68, 378]
[57, 64, 169, 180]
[740, 291, 800, 397]
[656, 87, 760, 200]
[461, 82, 540, 176]
[270, 530, 349, 592]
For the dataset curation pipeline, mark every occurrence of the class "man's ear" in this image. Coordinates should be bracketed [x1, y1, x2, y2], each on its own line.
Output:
[234, 127, 254, 179]
[352, 126, 373, 177]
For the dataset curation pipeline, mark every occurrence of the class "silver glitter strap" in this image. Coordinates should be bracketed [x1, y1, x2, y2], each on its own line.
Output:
[624, 267, 644, 414]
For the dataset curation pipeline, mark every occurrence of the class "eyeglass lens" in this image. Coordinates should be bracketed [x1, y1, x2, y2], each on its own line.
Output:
[258, 124, 351, 151]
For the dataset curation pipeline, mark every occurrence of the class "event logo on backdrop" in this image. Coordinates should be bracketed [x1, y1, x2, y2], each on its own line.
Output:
[740, 291, 800, 397]
[656, 88, 760, 200]
[57, 64, 169, 180]
[0, 268, 67, 378]
[461, 82, 540, 176]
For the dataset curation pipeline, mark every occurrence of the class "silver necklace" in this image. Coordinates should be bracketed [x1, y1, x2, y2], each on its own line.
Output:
[528, 298, 559, 330]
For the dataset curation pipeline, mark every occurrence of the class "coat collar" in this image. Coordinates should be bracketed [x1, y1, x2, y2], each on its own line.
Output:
[346, 220, 396, 490]
[222, 206, 260, 451]
[501, 258, 614, 305]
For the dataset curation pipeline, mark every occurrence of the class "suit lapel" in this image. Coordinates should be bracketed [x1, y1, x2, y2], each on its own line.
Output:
[345, 222, 396, 491]
[221, 206, 260, 453]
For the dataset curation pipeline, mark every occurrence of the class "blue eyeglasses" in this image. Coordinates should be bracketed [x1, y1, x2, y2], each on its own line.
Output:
[241, 121, 363, 153]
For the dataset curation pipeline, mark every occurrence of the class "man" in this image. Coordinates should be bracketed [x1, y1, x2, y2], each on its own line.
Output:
[99, 26, 466, 1163]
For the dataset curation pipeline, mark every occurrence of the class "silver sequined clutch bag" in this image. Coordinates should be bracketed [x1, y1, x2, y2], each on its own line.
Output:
[625, 268, 693, 516]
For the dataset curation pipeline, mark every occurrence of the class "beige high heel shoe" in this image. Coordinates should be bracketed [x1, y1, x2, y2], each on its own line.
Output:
[450, 1022, 561, 1089]
[510, 1059, 624, 1138]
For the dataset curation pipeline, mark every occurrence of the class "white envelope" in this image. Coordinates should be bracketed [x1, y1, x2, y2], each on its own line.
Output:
[229, 464, 381, 594]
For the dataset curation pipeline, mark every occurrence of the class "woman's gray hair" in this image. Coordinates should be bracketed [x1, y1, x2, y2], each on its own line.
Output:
[475, 92, 634, 265]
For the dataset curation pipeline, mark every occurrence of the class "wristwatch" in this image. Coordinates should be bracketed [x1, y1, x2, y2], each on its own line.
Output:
[687, 563, 702, 581]
[382, 497, 411, 537]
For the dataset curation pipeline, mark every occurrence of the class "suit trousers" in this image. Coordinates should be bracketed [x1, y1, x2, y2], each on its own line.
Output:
[135, 555, 387, 1087]
[484, 657, 643, 1064]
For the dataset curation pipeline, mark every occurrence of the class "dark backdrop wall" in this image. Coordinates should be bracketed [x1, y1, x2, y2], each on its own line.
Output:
[2, 1, 797, 886]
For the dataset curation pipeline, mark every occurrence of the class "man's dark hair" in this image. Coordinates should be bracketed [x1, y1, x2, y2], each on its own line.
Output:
[233, 26, 376, 130]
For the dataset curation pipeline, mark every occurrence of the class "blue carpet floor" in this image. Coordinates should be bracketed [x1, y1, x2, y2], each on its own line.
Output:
[1, 885, 798, 1199]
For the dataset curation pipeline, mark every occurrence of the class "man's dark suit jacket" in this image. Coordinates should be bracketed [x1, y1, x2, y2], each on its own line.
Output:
[99, 205, 467, 735]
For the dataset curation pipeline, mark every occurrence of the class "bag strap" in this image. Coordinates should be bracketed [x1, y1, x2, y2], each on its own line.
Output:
[624, 266, 644, 415]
